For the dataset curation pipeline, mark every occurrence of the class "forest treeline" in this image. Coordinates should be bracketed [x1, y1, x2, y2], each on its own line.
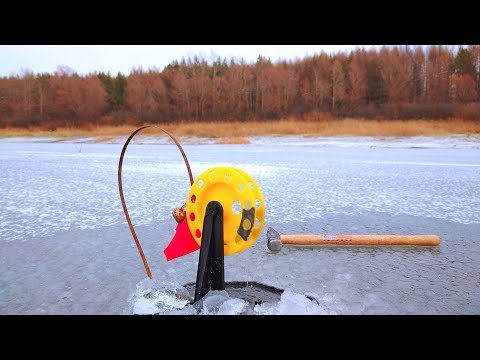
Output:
[1, 45, 479, 129]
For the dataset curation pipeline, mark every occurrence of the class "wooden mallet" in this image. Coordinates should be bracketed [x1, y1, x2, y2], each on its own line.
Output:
[266, 227, 440, 252]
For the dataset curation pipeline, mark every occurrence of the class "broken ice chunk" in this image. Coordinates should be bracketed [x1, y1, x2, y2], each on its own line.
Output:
[218, 298, 247, 315]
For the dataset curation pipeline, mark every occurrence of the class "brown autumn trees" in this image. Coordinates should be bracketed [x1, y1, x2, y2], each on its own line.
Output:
[0, 66, 107, 128]
[47, 68, 107, 126]
[124, 69, 168, 122]
[0, 46, 479, 129]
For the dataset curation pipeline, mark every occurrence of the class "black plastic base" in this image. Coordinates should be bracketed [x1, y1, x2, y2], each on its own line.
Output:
[184, 281, 284, 307]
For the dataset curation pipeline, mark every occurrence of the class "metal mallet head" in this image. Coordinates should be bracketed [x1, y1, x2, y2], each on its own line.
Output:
[267, 227, 282, 252]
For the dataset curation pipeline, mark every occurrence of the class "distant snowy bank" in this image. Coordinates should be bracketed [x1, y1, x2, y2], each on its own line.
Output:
[2, 134, 480, 149]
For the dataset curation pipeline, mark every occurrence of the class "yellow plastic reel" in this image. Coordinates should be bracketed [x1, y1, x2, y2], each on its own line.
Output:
[186, 166, 265, 256]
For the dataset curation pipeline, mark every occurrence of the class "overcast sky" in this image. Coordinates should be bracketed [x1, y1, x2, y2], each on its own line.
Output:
[0, 45, 389, 76]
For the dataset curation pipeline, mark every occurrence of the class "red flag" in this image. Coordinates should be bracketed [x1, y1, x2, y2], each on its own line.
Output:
[164, 220, 200, 261]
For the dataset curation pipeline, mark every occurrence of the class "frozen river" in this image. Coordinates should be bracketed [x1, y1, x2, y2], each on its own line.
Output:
[1, 136, 479, 314]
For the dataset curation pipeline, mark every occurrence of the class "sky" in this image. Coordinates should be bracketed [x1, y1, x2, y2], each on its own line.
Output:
[0, 45, 386, 77]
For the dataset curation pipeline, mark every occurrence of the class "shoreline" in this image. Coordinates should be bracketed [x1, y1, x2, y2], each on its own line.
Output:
[1, 134, 480, 149]
[0, 119, 479, 144]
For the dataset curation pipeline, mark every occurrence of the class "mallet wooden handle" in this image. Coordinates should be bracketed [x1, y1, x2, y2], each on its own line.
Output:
[280, 234, 440, 246]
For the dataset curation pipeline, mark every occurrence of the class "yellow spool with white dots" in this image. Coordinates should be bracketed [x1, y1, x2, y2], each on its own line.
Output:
[186, 166, 265, 256]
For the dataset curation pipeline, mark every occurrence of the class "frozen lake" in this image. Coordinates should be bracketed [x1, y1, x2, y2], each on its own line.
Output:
[1, 136, 479, 314]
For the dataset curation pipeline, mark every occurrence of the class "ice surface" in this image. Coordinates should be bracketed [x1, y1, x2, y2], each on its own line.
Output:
[1, 137, 479, 244]
[1, 139, 480, 315]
